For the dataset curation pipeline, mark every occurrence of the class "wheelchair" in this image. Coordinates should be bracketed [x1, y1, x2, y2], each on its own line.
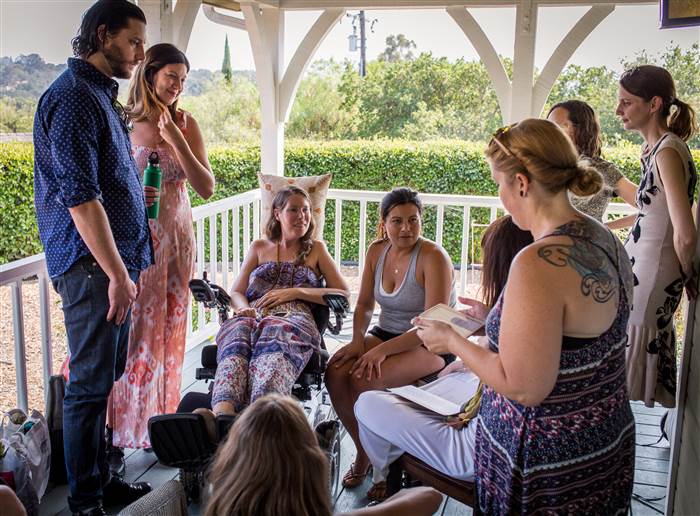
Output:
[148, 272, 349, 501]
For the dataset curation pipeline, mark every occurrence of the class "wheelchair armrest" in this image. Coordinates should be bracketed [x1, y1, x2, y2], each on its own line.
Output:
[322, 294, 350, 335]
[195, 368, 215, 381]
[189, 278, 231, 323]
[201, 344, 217, 368]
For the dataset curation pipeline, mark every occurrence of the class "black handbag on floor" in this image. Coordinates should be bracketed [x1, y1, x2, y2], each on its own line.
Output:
[46, 375, 67, 484]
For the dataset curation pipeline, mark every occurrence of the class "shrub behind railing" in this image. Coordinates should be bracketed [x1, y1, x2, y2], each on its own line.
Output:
[2, 140, 698, 264]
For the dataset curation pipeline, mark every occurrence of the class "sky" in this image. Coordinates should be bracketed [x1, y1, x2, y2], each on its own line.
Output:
[1, 1, 698, 74]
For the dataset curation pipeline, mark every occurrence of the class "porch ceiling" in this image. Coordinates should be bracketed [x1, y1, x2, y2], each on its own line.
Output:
[248, 0, 656, 9]
[202, 0, 241, 11]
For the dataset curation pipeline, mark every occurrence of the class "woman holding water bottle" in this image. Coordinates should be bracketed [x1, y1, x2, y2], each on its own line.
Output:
[109, 43, 214, 454]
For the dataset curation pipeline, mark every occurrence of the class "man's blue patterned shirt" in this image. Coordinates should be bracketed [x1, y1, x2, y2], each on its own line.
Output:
[34, 58, 153, 278]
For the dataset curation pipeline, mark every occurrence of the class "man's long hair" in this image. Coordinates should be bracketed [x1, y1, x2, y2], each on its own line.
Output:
[71, 0, 146, 58]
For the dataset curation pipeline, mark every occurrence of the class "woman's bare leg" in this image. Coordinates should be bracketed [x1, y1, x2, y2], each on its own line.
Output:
[326, 336, 445, 478]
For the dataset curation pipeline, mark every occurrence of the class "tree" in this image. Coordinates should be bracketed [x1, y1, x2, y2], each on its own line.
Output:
[338, 52, 502, 140]
[377, 34, 417, 63]
[222, 35, 232, 84]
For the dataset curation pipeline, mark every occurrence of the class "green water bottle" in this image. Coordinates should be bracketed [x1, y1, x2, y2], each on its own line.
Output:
[143, 151, 161, 219]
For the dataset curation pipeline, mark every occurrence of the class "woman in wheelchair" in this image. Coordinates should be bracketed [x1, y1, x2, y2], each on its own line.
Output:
[325, 187, 457, 490]
[211, 186, 349, 416]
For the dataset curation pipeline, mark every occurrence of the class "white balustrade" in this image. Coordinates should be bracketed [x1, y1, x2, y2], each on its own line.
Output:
[0, 189, 637, 410]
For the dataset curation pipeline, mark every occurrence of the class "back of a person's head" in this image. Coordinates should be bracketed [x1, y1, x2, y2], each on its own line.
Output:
[620, 64, 697, 142]
[480, 215, 534, 307]
[485, 118, 602, 198]
[205, 394, 332, 516]
[71, 0, 147, 58]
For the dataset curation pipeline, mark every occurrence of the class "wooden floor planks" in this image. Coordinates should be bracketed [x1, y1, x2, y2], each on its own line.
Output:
[39, 315, 671, 516]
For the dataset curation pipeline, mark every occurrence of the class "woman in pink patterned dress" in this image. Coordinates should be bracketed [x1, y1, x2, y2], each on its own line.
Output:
[109, 43, 214, 451]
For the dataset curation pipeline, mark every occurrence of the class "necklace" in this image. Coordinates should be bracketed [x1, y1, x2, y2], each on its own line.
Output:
[275, 242, 295, 288]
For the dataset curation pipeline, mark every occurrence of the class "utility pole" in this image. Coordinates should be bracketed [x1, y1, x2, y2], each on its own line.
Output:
[347, 11, 377, 77]
[359, 11, 366, 77]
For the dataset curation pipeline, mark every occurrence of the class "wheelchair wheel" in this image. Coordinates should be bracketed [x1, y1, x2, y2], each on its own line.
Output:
[328, 427, 342, 500]
[315, 419, 342, 500]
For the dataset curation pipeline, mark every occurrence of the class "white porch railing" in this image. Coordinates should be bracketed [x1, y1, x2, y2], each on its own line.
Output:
[0, 189, 636, 411]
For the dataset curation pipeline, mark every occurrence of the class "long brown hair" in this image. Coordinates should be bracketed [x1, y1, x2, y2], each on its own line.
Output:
[620, 65, 697, 142]
[265, 186, 316, 265]
[479, 215, 533, 307]
[547, 100, 602, 158]
[486, 119, 602, 198]
[205, 395, 332, 516]
[126, 42, 190, 123]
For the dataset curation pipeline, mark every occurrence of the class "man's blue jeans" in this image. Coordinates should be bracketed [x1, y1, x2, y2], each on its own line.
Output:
[52, 257, 140, 513]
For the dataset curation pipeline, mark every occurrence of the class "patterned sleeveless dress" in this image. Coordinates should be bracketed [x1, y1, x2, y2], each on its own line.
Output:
[625, 133, 697, 408]
[111, 144, 195, 449]
[474, 221, 636, 515]
[212, 261, 322, 411]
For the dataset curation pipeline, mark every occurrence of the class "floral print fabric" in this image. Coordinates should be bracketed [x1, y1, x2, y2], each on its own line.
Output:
[625, 133, 697, 408]
[474, 220, 636, 515]
[212, 261, 322, 411]
[111, 145, 194, 449]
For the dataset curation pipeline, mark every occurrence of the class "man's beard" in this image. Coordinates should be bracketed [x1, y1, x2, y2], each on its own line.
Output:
[103, 43, 134, 80]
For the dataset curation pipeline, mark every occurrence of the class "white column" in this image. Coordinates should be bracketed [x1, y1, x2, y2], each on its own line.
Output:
[139, 0, 173, 46]
[138, 0, 200, 51]
[172, 0, 202, 52]
[239, 3, 342, 176]
[241, 3, 285, 175]
[509, 0, 538, 123]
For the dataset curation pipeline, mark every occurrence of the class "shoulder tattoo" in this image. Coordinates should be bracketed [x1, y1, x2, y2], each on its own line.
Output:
[536, 220, 617, 303]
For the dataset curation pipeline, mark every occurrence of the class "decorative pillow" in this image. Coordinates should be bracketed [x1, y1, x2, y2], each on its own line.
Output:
[258, 172, 332, 240]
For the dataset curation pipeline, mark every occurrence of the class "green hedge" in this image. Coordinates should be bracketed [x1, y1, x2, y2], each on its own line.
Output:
[2, 140, 699, 265]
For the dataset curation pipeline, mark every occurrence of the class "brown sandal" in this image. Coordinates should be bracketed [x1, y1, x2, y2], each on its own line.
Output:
[342, 462, 372, 488]
[366, 481, 388, 502]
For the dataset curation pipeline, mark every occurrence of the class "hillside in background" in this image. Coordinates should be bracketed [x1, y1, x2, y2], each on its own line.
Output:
[1, 42, 698, 148]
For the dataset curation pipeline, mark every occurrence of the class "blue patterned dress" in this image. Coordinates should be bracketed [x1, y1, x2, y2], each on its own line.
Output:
[474, 222, 636, 515]
[212, 261, 322, 411]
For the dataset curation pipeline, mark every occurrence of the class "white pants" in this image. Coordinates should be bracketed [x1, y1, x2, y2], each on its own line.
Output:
[354, 371, 480, 484]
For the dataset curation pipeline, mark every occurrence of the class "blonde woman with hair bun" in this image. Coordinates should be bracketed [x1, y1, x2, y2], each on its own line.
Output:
[412, 119, 636, 514]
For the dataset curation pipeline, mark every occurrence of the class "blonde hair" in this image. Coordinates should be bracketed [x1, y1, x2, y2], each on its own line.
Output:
[205, 395, 332, 516]
[486, 118, 602, 197]
[126, 43, 189, 123]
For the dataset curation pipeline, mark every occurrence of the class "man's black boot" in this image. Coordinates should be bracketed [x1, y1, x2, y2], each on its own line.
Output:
[102, 477, 152, 507]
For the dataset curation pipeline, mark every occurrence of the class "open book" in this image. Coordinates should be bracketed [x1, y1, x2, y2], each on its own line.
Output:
[417, 303, 484, 339]
[388, 370, 481, 416]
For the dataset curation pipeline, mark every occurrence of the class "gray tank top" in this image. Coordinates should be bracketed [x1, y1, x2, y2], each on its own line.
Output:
[374, 239, 455, 334]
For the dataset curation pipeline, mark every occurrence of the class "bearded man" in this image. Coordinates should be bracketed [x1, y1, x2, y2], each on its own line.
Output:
[33, 1, 154, 514]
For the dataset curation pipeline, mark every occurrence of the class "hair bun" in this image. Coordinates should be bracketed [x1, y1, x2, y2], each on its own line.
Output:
[567, 162, 603, 197]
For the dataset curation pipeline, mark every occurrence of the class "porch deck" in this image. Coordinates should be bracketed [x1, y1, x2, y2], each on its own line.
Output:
[39, 309, 669, 516]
